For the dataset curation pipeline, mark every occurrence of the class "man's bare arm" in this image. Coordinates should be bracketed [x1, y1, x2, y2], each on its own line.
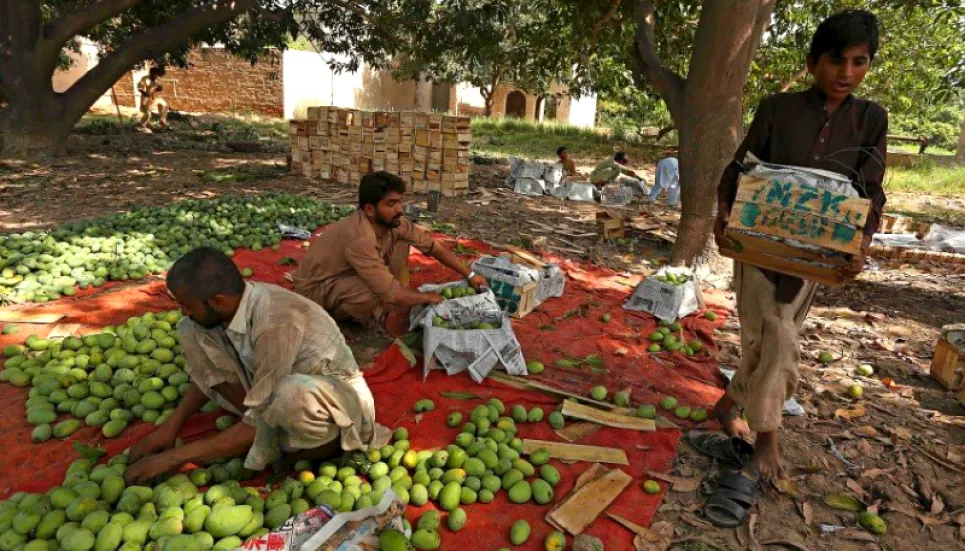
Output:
[388, 286, 443, 307]
[125, 422, 256, 484]
[128, 383, 208, 462]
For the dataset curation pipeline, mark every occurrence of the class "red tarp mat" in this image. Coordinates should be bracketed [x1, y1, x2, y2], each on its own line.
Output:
[0, 228, 732, 550]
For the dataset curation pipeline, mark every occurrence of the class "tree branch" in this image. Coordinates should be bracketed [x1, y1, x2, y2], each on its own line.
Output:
[778, 65, 808, 92]
[631, 0, 686, 122]
[61, 0, 257, 121]
[44, 0, 147, 49]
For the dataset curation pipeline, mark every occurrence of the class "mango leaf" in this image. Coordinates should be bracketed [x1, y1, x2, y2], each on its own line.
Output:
[439, 391, 483, 400]
[74, 443, 107, 462]
[824, 493, 863, 512]
[393, 339, 417, 368]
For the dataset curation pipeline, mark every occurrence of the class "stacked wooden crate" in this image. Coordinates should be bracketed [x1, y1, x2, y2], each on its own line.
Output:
[291, 108, 472, 196]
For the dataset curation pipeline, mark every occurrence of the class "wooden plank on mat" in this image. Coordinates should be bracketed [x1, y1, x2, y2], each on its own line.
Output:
[555, 421, 602, 443]
[547, 465, 633, 535]
[729, 200, 865, 254]
[522, 439, 628, 465]
[0, 311, 65, 324]
[735, 176, 870, 223]
[562, 400, 656, 432]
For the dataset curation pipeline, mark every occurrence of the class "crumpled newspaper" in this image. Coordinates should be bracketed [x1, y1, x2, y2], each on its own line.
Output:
[238, 491, 406, 551]
[410, 281, 527, 382]
[470, 255, 565, 315]
[278, 222, 311, 240]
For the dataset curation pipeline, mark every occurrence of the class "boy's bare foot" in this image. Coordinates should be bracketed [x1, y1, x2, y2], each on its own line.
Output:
[713, 394, 751, 440]
[750, 431, 784, 481]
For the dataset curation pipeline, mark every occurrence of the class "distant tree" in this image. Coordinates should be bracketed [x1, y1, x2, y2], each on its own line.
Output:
[389, 0, 580, 116]
[0, 0, 430, 157]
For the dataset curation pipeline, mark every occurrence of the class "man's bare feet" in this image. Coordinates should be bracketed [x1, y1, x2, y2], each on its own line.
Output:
[750, 431, 784, 481]
[713, 394, 752, 441]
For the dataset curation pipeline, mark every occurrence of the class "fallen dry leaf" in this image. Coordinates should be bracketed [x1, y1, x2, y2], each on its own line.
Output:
[834, 404, 867, 421]
[890, 426, 912, 441]
[773, 478, 801, 499]
[609, 513, 673, 551]
[886, 503, 920, 519]
[853, 425, 879, 438]
[799, 501, 814, 526]
[917, 514, 949, 527]
[645, 471, 700, 492]
[880, 377, 899, 390]
[845, 479, 868, 498]
[860, 468, 895, 479]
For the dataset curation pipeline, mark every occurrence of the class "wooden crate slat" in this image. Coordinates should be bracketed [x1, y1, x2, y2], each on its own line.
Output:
[730, 175, 871, 255]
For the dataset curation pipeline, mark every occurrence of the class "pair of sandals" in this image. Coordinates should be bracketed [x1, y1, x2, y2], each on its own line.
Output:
[687, 431, 759, 528]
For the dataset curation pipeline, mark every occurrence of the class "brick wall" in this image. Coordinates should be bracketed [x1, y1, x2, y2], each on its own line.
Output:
[113, 48, 283, 116]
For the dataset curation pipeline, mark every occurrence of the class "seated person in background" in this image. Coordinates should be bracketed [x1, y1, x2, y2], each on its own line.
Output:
[293, 171, 487, 327]
[124, 247, 390, 483]
[557, 146, 578, 177]
[648, 153, 680, 206]
[589, 152, 648, 196]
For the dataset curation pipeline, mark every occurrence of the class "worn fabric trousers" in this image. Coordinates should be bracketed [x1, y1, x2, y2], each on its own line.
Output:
[726, 262, 818, 432]
[648, 157, 680, 206]
[179, 319, 390, 469]
[299, 242, 411, 327]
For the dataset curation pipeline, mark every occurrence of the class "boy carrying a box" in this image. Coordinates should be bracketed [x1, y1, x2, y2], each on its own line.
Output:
[703, 10, 888, 527]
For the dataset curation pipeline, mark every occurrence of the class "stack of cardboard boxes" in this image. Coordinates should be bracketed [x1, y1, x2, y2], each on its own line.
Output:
[290, 107, 472, 196]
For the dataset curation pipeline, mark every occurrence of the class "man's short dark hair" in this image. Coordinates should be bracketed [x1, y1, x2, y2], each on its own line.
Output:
[556, 147, 567, 156]
[359, 171, 406, 209]
[166, 246, 245, 300]
[614, 152, 628, 163]
[149, 66, 166, 77]
[809, 10, 880, 62]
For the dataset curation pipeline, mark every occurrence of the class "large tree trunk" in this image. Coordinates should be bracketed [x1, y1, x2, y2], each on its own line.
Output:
[957, 116, 965, 162]
[632, 0, 774, 265]
[0, 0, 256, 157]
[0, 99, 78, 157]
[672, 0, 775, 263]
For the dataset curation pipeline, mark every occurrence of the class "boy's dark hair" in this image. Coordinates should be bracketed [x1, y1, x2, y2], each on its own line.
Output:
[166, 246, 245, 300]
[359, 171, 406, 208]
[614, 152, 628, 163]
[149, 66, 166, 77]
[556, 146, 567, 156]
[809, 9, 880, 62]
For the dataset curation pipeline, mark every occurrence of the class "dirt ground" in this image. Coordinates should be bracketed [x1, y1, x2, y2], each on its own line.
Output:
[2, 121, 965, 550]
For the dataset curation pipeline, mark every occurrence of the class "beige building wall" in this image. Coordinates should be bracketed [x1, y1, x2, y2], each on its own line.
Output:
[452, 81, 596, 127]
[52, 40, 112, 107]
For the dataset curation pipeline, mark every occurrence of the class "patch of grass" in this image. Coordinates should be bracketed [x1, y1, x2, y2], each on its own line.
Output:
[470, 117, 665, 164]
[889, 143, 956, 156]
[885, 163, 965, 196]
[198, 164, 287, 183]
[888, 204, 965, 227]
[73, 113, 128, 135]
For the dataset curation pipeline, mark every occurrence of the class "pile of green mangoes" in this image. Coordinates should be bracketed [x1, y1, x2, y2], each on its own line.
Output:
[1, 310, 190, 442]
[372, 398, 564, 550]
[439, 287, 476, 300]
[0, 194, 353, 304]
[582, 381, 708, 424]
[430, 317, 500, 331]
[653, 272, 690, 286]
[645, 320, 704, 357]
[0, 450, 280, 551]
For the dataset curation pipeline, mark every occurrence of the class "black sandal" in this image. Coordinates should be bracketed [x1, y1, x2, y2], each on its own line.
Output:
[705, 471, 760, 528]
[687, 431, 755, 469]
